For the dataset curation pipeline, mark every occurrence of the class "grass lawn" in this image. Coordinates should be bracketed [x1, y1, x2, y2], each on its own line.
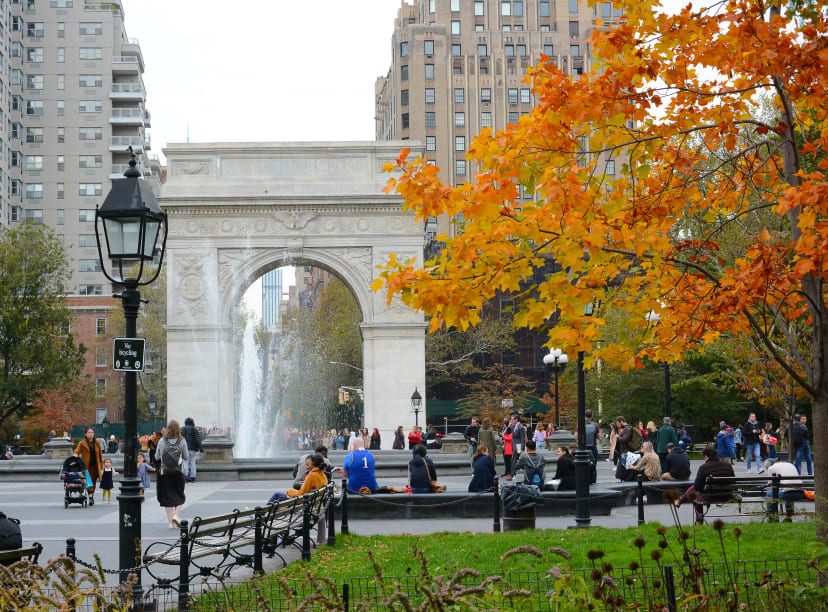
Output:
[276, 520, 816, 580]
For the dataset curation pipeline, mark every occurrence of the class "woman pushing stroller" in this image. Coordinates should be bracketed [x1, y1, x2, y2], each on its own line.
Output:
[74, 427, 103, 505]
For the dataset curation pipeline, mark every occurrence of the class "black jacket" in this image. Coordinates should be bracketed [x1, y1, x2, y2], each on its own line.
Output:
[468, 454, 496, 492]
[181, 425, 202, 453]
[409, 454, 437, 490]
[553, 453, 576, 490]
[464, 424, 480, 445]
[694, 458, 735, 499]
[742, 420, 762, 445]
[664, 448, 691, 480]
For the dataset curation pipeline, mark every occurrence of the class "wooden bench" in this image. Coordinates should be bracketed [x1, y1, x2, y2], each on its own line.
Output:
[702, 475, 814, 523]
[0, 543, 42, 566]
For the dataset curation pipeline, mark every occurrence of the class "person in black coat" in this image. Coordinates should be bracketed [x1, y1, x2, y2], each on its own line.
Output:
[661, 443, 691, 481]
[408, 444, 438, 493]
[679, 445, 735, 524]
[468, 445, 496, 492]
[552, 446, 576, 490]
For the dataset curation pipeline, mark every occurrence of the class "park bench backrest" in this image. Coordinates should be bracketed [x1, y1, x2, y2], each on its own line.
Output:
[189, 507, 257, 541]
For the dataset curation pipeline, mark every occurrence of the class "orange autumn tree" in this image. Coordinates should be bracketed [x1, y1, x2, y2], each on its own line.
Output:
[19, 378, 95, 451]
[376, 0, 828, 529]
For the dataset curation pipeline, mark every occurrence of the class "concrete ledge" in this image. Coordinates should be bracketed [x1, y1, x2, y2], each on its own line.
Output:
[334, 488, 621, 520]
[607, 480, 693, 506]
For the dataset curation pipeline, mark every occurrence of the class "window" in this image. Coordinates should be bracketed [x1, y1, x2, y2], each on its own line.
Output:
[25, 208, 43, 222]
[540, 1, 550, 16]
[570, 21, 580, 38]
[508, 88, 518, 104]
[27, 22, 45, 38]
[25, 184, 43, 199]
[51, 0, 73, 6]
[505, 44, 514, 56]
[25, 155, 43, 170]
[425, 64, 434, 79]
[80, 47, 103, 60]
[11, 42, 22, 58]
[57, 22, 64, 37]
[569, 0, 578, 13]
[429, 0, 434, 12]
[27, 0, 36, 9]
[79, 284, 102, 296]
[606, 160, 615, 175]
[79, 22, 103, 35]
[96, 378, 106, 397]
[456, 159, 466, 176]
[10, 180, 21, 195]
[79, 100, 102, 113]
[424, 39, 434, 55]
[95, 348, 106, 367]
[454, 87, 464, 103]
[455, 136, 465, 151]
[57, 183, 64, 199]
[451, 20, 460, 35]
[425, 112, 435, 128]
[57, 155, 65, 170]
[425, 88, 435, 105]
[96, 318, 106, 335]
[11, 69, 23, 86]
[80, 259, 101, 272]
[79, 209, 96, 221]
[503, 24, 511, 31]
[451, 0, 460, 10]
[79, 74, 102, 87]
[475, 24, 484, 31]
[78, 234, 97, 247]
[478, 44, 488, 56]
[26, 48, 44, 63]
[451, 44, 461, 56]
[56, 100, 64, 116]
[520, 88, 531, 104]
[570, 44, 580, 56]
[25, 127, 42, 143]
[26, 75, 44, 90]
[57, 75, 65, 90]
[474, 1, 484, 15]
[57, 127, 65, 143]
[400, 41, 408, 57]
[79, 184, 102, 196]
[26, 100, 44, 116]
[12, 16, 22, 32]
[79, 155, 102, 168]
[481, 112, 492, 128]
[11, 152, 21, 167]
[401, 89, 408, 106]
[514, 1, 523, 16]
[544, 44, 554, 55]
[426, 136, 436, 152]
[518, 44, 527, 56]
[57, 47, 65, 63]
[502, 1, 511, 16]
[401, 113, 409, 129]
[455, 112, 465, 127]
[10, 123, 21, 139]
[11, 206, 22, 222]
[11, 96, 23, 112]
[481, 88, 491, 103]
[500, 299, 515, 319]
[79, 127, 102, 140]
[508, 111, 519, 124]
[400, 65, 408, 81]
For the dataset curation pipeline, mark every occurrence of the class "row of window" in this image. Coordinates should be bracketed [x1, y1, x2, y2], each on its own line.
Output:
[17, 20, 103, 37]
[10, 97, 106, 115]
[403, 41, 532, 58]
[18, 154, 103, 169]
[11, 183, 102, 198]
[12, 45, 103, 62]
[12, 0, 75, 8]
[9, 124, 105, 141]
[402, 87, 532, 106]
[431, 0, 552, 18]
[10, 72, 104, 89]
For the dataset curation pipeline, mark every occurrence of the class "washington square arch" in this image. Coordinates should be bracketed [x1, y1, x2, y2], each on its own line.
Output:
[161, 141, 426, 448]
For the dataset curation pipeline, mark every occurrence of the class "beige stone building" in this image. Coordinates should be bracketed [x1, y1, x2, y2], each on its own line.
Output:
[376, 0, 621, 238]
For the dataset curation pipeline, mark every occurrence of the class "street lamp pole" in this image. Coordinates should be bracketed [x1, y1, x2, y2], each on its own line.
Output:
[645, 310, 671, 420]
[571, 299, 598, 529]
[94, 150, 167, 600]
[411, 387, 422, 428]
[543, 349, 568, 430]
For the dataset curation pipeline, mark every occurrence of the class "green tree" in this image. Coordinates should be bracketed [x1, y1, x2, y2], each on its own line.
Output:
[0, 222, 86, 428]
[459, 363, 535, 423]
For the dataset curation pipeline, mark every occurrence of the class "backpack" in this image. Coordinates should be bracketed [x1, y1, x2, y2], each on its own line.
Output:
[0, 511, 22, 551]
[628, 427, 643, 451]
[528, 464, 545, 486]
[161, 440, 183, 474]
[584, 422, 599, 446]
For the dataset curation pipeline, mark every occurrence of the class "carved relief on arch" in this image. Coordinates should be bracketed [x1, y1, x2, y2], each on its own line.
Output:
[319, 247, 373, 286]
[175, 256, 207, 317]
[376, 250, 418, 318]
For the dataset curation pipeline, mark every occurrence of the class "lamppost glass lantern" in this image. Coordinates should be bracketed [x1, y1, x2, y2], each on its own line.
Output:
[148, 393, 157, 422]
[102, 415, 110, 435]
[411, 387, 423, 428]
[543, 348, 568, 430]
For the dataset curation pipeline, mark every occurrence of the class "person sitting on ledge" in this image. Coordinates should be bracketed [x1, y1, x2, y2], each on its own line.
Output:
[468, 445, 496, 492]
[334, 437, 378, 494]
[408, 444, 440, 493]
[552, 446, 576, 491]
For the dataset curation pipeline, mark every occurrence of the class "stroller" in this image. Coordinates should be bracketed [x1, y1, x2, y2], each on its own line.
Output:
[60, 455, 89, 508]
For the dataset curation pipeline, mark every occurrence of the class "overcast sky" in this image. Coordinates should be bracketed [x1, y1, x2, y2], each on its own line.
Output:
[121, 0, 403, 160]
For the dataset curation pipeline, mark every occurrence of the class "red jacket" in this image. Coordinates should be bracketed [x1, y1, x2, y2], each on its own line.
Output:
[408, 431, 422, 445]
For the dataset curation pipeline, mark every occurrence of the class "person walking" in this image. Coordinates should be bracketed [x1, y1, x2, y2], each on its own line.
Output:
[501, 423, 514, 478]
[392, 426, 405, 450]
[181, 417, 203, 483]
[74, 427, 103, 506]
[742, 413, 764, 474]
[582, 409, 601, 464]
[733, 425, 744, 461]
[468, 445, 496, 492]
[656, 417, 677, 473]
[477, 418, 498, 468]
[792, 414, 813, 475]
[716, 424, 736, 465]
[155, 420, 189, 529]
[511, 414, 526, 464]
[463, 418, 480, 469]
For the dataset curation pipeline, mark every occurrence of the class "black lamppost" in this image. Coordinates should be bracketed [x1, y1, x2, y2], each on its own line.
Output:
[102, 415, 110, 438]
[645, 310, 671, 419]
[411, 388, 423, 428]
[148, 393, 157, 426]
[94, 150, 167, 599]
[572, 299, 599, 529]
[543, 348, 568, 430]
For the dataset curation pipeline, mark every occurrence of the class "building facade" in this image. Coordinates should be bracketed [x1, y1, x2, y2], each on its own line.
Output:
[4, 0, 160, 423]
[261, 268, 283, 328]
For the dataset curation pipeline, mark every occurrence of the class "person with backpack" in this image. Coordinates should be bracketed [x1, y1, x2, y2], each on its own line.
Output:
[154, 420, 189, 529]
[181, 417, 203, 483]
[515, 439, 546, 486]
[581, 409, 601, 464]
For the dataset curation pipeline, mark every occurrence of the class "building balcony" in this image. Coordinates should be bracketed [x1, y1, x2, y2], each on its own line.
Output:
[112, 55, 140, 74]
[119, 38, 145, 71]
[109, 107, 145, 124]
[144, 109, 151, 127]
[109, 135, 143, 152]
[110, 82, 145, 100]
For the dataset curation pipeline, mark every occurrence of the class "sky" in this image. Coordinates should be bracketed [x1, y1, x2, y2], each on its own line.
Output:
[120, 0, 404, 317]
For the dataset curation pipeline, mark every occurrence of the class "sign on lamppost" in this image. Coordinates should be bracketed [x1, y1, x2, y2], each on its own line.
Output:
[113, 338, 146, 372]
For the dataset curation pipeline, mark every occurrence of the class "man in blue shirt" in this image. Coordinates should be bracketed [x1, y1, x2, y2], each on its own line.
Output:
[335, 438, 378, 493]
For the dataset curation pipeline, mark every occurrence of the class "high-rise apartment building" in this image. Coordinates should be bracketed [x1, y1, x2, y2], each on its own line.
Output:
[3, 0, 160, 423]
[376, 0, 620, 238]
[261, 269, 283, 328]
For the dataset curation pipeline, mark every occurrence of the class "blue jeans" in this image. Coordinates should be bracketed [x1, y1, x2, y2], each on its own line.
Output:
[745, 443, 762, 471]
[765, 489, 805, 516]
[411, 487, 432, 494]
[468, 443, 477, 469]
[794, 445, 813, 475]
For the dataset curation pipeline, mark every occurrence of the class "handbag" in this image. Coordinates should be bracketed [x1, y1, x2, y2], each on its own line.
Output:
[424, 460, 444, 493]
[84, 470, 93, 488]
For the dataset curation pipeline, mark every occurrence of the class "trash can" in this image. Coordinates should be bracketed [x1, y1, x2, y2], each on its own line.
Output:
[501, 484, 543, 531]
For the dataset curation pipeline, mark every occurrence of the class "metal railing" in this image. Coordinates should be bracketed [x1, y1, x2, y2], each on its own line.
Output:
[110, 135, 143, 148]
[110, 107, 144, 120]
[111, 82, 144, 95]
[112, 55, 139, 64]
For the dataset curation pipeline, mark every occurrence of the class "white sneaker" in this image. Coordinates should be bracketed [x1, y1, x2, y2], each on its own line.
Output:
[172, 515, 181, 528]
[168, 521, 175, 529]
